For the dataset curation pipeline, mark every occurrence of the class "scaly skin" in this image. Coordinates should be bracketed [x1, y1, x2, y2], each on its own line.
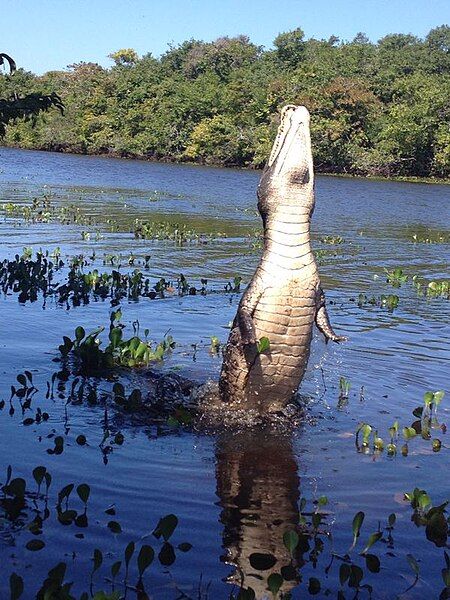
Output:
[219, 105, 345, 412]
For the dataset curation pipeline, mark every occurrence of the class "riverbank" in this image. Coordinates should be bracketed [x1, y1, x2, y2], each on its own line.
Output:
[2, 143, 450, 186]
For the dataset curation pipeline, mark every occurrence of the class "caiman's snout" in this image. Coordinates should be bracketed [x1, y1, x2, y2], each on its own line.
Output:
[258, 104, 314, 208]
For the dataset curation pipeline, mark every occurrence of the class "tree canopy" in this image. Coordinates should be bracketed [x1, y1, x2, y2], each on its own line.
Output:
[0, 53, 63, 136]
[1, 27, 449, 178]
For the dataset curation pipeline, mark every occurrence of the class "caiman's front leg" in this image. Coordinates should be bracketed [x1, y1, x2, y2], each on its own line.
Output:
[235, 275, 264, 345]
[315, 286, 347, 343]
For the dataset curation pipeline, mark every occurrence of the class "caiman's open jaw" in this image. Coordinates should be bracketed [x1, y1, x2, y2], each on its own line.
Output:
[265, 105, 313, 186]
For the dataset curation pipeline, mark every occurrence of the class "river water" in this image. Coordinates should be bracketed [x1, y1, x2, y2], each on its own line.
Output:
[0, 147, 449, 599]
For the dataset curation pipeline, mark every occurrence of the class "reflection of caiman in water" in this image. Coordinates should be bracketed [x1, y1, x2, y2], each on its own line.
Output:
[215, 429, 300, 598]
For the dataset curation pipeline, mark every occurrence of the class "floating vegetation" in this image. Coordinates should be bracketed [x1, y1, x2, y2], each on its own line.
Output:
[426, 279, 450, 299]
[1, 196, 96, 227]
[58, 311, 175, 371]
[384, 267, 408, 287]
[355, 390, 446, 456]
[412, 231, 449, 244]
[403, 488, 449, 547]
[0, 251, 224, 307]
[339, 376, 351, 407]
[412, 275, 450, 299]
[320, 235, 344, 244]
[134, 219, 226, 244]
[355, 292, 400, 311]
[1, 251, 64, 303]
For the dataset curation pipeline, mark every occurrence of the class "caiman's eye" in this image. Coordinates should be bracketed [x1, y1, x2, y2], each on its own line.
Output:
[290, 167, 310, 185]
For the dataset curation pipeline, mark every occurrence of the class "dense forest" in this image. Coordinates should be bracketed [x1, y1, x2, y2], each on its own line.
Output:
[1, 26, 450, 178]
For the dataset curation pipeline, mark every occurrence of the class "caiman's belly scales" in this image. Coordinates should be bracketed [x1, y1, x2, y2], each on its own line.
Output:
[219, 105, 345, 413]
[220, 279, 318, 412]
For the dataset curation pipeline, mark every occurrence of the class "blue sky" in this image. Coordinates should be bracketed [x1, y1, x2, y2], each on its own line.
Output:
[3, 0, 449, 74]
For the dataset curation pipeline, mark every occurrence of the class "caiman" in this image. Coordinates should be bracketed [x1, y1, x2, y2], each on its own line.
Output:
[219, 105, 346, 413]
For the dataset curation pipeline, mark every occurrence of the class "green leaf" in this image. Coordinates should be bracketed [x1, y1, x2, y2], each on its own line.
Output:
[76, 483, 90, 505]
[75, 326, 85, 342]
[361, 531, 383, 555]
[283, 530, 299, 554]
[403, 426, 417, 441]
[137, 544, 155, 577]
[423, 391, 434, 407]
[318, 495, 328, 506]
[257, 336, 270, 354]
[434, 390, 445, 405]
[153, 514, 178, 541]
[25, 539, 45, 551]
[267, 573, 283, 595]
[109, 327, 123, 347]
[350, 511, 365, 549]
[9, 573, 24, 600]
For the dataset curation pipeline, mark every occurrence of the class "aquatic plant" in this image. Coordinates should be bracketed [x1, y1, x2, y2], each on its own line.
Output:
[412, 231, 449, 244]
[426, 279, 450, 299]
[58, 312, 175, 371]
[1, 196, 96, 227]
[339, 376, 351, 403]
[384, 267, 408, 287]
[1, 464, 192, 599]
[320, 235, 344, 244]
[355, 390, 445, 456]
[134, 219, 226, 244]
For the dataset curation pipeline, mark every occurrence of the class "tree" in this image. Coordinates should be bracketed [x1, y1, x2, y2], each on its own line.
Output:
[108, 49, 139, 66]
[0, 53, 63, 136]
[274, 28, 306, 67]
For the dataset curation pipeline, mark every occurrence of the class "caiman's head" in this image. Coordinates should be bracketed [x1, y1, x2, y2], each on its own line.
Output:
[257, 105, 314, 222]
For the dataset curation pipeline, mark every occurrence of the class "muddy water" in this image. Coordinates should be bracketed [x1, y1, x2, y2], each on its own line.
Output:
[0, 147, 449, 599]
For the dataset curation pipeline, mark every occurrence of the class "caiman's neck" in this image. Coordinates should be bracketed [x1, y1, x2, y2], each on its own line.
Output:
[262, 206, 316, 276]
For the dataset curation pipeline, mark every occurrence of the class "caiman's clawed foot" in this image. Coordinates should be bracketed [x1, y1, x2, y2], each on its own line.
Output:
[315, 302, 347, 344]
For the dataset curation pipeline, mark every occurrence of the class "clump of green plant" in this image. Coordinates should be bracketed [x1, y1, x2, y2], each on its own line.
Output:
[355, 390, 445, 456]
[224, 276, 242, 292]
[403, 488, 448, 547]
[412, 232, 449, 244]
[384, 267, 408, 287]
[356, 293, 399, 311]
[339, 376, 351, 405]
[426, 279, 449, 299]
[1, 195, 96, 227]
[320, 235, 344, 244]
[58, 311, 175, 371]
[134, 219, 224, 244]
